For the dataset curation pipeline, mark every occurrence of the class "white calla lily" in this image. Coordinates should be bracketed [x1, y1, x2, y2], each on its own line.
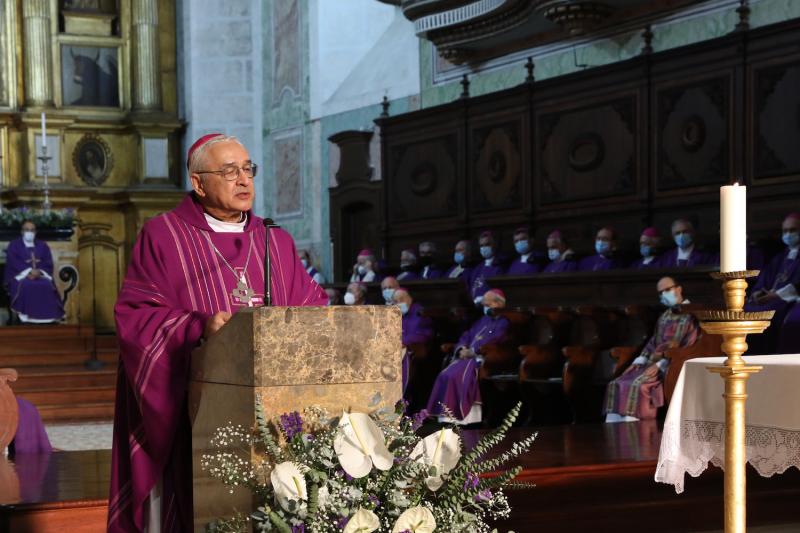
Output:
[410, 428, 462, 491]
[391, 506, 436, 533]
[270, 461, 308, 511]
[334, 411, 395, 478]
[343, 507, 381, 533]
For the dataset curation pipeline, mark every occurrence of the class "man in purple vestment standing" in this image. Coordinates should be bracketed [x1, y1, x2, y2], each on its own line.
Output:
[506, 227, 541, 276]
[605, 277, 699, 422]
[468, 231, 505, 304]
[655, 219, 715, 268]
[426, 289, 509, 425]
[578, 227, 626, 271]
[630, 227, 662, 269]
[3, 221, 64, 323]
[392, 288, 434, 393]
[108, 134, 327, 533]
[747, 213, 800, 354]
[543, 230, 577, 273]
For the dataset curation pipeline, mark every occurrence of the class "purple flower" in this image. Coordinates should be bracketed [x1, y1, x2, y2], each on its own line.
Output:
[475, 489, 493, 502]
[399, 530, 413, 533]
[463, 472, 479, 490]
[368, 494, 381, 508]
[291, 525, 305, 533]
[395, 398, 409, 413]
[412, 409, 429, 431]
[279, 411, 304, 440]
[336, 516, 349, 529]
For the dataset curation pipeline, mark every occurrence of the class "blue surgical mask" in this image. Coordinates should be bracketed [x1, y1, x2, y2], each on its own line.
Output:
[480, 246, 494, 259]
[640, 245, 653, 258]
[454, 252, 465, 265]
[515, 241, 530, 255]
[399, 303, 409, 315]
[660, 290, 679, 308]
[674, 233, 693, 250]
[382, 288, 395, 303]
[783, 231, 799, 248]
[22, 231, 35, 244]
[483, 305, 493, 316]
[548, 248, 560, 261]
[595, 240, 611, 256]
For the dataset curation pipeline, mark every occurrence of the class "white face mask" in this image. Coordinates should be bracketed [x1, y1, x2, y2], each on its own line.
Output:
[23, 231, 35, 244]
[357, 265, 367, 276]
[343, 292, 356, 305]
[548, 248, 560, 261]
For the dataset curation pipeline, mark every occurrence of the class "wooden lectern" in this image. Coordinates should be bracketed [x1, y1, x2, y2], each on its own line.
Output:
[188, 305, 402, 531]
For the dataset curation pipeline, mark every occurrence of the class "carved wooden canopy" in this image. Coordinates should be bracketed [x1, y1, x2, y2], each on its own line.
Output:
[392, 0, 701, 64]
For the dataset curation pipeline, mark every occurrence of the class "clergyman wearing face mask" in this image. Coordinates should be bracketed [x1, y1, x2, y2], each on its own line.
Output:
[344, 282, 367, 306]
[578, 227, 624, 272]
[469, 231, 505, 305]
[656, 218, 714, 268]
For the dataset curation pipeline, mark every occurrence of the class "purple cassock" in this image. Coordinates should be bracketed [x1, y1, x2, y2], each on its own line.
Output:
[467, 260, 505, 301]
[578, 254, 626, 272]
[654, 247, 715, 268]
[629, 256, 660, 269]
[506, 255, 540, 276]
[419, 265, 443, 280]
[425, 313, 509, 421]
[746, 248, 800, 354]
[401, 303, 434, 390]
[3, 238, 64, 323]
[108, 193, 327, 533]
[543, 257, 578, 273]
[396, 270, 420, 282]
[11, 397, 52, 454]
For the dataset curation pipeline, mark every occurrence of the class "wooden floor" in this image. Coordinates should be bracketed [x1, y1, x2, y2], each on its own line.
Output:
[0, 325, 118, 423]
[1, 421, 799, 532]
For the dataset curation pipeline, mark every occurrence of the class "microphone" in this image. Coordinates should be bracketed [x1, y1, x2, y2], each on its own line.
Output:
[263, 218, 280, 306]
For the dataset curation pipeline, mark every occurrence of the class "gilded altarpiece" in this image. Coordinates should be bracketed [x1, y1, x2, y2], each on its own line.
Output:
[0, 0, 184, 330]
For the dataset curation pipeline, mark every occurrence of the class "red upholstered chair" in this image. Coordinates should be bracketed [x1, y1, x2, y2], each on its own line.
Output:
[0, 368, 19, 451]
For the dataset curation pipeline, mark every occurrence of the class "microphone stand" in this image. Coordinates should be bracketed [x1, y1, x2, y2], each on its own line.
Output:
[262, 218, 279, 306]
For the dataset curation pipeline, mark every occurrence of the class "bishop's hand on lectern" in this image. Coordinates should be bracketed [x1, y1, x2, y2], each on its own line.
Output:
[108, 134, 328, 533]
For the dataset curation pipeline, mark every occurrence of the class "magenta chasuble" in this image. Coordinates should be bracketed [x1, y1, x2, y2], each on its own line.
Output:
[108, 194, 327, 532]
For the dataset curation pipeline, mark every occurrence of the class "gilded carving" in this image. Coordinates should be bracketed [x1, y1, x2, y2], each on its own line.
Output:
[72, 134, 114, 186]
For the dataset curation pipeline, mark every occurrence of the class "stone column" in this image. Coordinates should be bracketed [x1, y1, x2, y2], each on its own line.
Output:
[22, 0, 53, 106]
[132, 0, 161, 110]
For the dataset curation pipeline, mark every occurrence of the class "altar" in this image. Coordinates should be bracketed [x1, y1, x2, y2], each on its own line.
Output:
[655, 354, 800, 493]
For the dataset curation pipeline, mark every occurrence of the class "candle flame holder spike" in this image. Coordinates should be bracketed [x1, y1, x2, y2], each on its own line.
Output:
[693, 270, 774, 533]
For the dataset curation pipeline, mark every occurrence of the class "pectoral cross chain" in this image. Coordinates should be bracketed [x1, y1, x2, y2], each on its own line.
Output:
[26, 252, 39, 270]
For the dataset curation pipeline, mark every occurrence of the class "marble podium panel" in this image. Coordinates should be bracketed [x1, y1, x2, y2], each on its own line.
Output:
[188, 305, 402, 531]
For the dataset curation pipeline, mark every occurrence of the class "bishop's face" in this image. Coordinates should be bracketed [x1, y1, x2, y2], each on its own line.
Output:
[192, 140, 255, 220]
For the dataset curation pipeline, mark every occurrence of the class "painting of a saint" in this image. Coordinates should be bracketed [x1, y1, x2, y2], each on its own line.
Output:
[74, 136, 112, 186]
[61, 45, 119, 107]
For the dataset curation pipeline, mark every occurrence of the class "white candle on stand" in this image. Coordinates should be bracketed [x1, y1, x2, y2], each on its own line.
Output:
[720, 182, 747, 272]
[40, 112, 46, 148]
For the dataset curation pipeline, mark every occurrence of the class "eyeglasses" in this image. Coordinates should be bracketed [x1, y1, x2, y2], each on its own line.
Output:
[196, 163, 258, 181]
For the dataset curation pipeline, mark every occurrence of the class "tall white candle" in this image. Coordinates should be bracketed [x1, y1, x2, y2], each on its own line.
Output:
[40, 112, 46, 148]
[720, 183, 747, 272]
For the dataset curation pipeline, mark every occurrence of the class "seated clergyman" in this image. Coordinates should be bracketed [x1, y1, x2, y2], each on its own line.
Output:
[426, 289, 510, 425]
[506, 227, 540, 275]
[350, 249, 379, 283]
[418, 241, 442, 280]
[381, 276, 400, 305]
[445, 240, 473, 279]
[298, 249, 325, 285]
[396, 249, 419, 281]
[3, 220, 65, 323]
[655, 218, 715, 268]
[578, 226, 625, 272]
[604, 277, 700, 422]
[468, 231, 505, 304]
[344, 281, 367, 306]
[543, 230, 577, 273]
[630, 227, 662, 269]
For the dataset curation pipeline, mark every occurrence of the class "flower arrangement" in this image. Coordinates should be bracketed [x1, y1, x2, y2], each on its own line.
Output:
[0, 206, 76, 229]
[202, 397, 536, 533]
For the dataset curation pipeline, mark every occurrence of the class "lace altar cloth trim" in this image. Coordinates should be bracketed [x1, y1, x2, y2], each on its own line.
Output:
[655, 419, 800, 494]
